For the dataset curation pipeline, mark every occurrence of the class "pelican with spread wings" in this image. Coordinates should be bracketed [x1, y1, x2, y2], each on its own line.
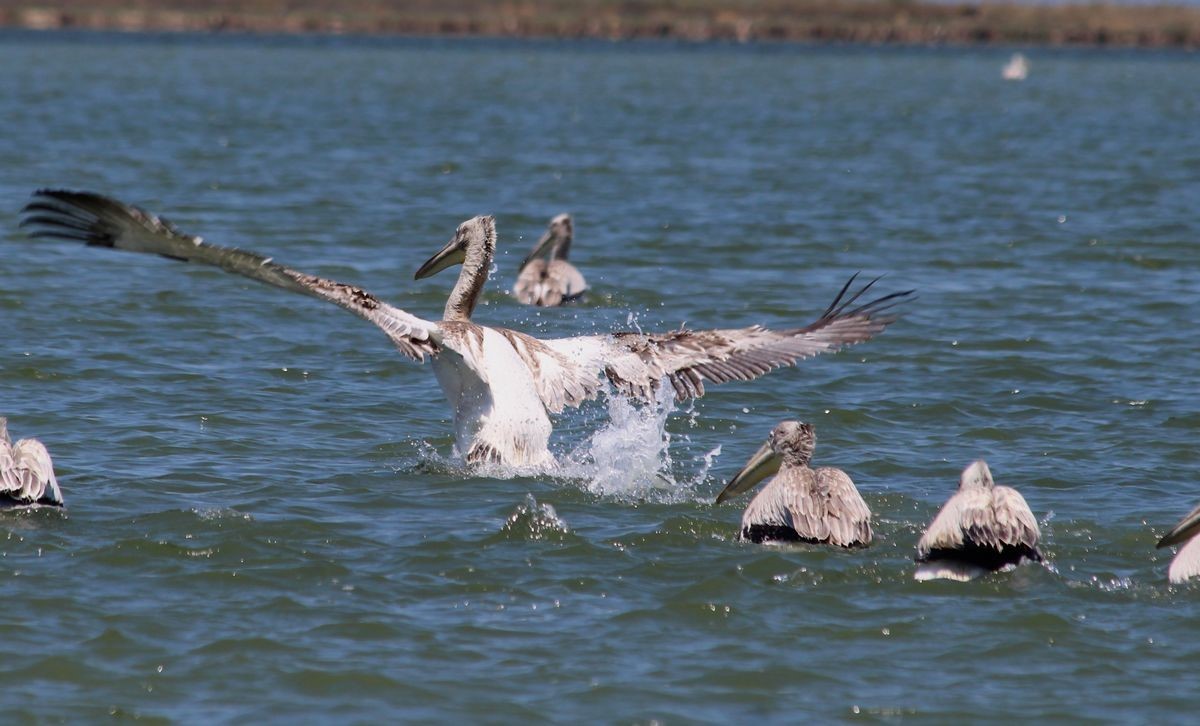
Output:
[1, 418, 63, 508]
[20, 189, 913, 468]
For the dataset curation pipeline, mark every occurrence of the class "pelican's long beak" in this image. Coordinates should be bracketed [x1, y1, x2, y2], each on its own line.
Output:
[414, 236, 466, 280]
[1158, 503, 1200, 548]
[714, 442, 781, 505]
[518, 230, 554, 271]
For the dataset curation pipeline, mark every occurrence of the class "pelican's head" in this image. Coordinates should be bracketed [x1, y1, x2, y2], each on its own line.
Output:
[415, 215, 496, 280]
[0, 417, 8, 445]
[520, 213, 573, 269]
[1158, 502, 1200, 550]
[959, 460, 995, 491]
[714, 421, 815, 504]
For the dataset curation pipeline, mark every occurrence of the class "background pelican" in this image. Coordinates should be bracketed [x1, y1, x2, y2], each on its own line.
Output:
[1157, 504, 1200, 584]
[0, 417, 63, 507]
[1002, 53, 1029, 81]
[20, 189, 912, 469]
[512, 213, 587, 306]
[915, 460, 1041, 581]
[714, 421, 871, 547]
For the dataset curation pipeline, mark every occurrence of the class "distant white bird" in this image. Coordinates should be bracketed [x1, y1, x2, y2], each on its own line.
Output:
[1156, 504, 1200, 584]
[714, 421, 871, 547]
[20, 189, 913, 468]
[0, 418, 63, 507]
[1002, 53, 1029, 81]
[513, 213, 588, 307]
[914, 460, 1041, 581]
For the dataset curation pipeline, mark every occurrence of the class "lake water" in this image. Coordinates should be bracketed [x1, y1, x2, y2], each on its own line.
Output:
[1, 32, 1198, 722]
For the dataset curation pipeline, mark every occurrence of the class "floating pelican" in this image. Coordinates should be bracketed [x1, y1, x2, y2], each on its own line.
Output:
[512, 213, 587, 306]
[1156, 504, 1200, 584]
[914, 460, 1041, 581]
[1002, 53, 1029, 81]
[20, 189, 913, 468]
[714, 421, 871, 547]
[0, 418, 63, 507]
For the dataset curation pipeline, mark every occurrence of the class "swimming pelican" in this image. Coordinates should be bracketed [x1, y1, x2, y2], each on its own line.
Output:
[0, 418, 63, 507]
[512, 213, 587, 306]
[714, 421, 871, 546]
[1156, 503, 1200, 584]
[1002, 53, 1029, 81]
[914, 460, 1041, 581]
[20, 189, 913, 468]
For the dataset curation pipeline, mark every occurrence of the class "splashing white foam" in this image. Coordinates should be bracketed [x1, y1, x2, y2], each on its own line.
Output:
[406, 385, 722, 502]
[556, 392, 721, 502]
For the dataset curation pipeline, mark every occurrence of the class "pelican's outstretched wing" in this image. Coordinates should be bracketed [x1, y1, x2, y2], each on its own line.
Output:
[20, 189, 440, 362]
[0, 420, 63, 507]
[525, 274, 913, 406]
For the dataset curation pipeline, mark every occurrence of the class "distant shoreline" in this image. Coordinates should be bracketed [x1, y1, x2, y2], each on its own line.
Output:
[4, 1, 1200, 49]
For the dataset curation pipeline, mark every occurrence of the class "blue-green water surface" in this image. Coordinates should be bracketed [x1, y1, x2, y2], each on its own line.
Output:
[1, 32, 1198, 722]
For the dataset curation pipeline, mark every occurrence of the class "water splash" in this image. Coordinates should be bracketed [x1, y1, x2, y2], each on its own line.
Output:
[404, 387, 722, 502]
[498, 493, 570, 542]
[557, 392, 720, 503]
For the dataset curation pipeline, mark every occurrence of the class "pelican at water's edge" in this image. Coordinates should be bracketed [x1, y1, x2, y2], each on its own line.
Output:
[1156, 504, 1200, 584]
[914, 460, 1041, 581]
[714, 421, 871, 547]
[513, 213, 587, 307]
[20, 189, 913, 468]
[0, 417, 63, 508]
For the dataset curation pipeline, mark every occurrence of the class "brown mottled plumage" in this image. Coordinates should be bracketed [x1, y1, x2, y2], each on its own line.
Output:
[513, 213, 587, 307]
[715, 421, 871, 547]
[914, 460, 1041, 581]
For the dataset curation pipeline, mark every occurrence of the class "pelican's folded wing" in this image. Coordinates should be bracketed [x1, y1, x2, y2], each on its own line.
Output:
[1159, 503, 1200, 584]
[916, 488, 984, 560]
[1167, 537, 1200, 584]
[803, 467, 872, 547]
[1, 438, 63, 506]
[975, 485, 1041, 552]
[534, 274, 913, 406]
[20, 189, 439, 361]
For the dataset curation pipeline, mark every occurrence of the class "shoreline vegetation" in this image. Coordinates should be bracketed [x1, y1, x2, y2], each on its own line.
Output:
[3, 1, 1200, 48]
